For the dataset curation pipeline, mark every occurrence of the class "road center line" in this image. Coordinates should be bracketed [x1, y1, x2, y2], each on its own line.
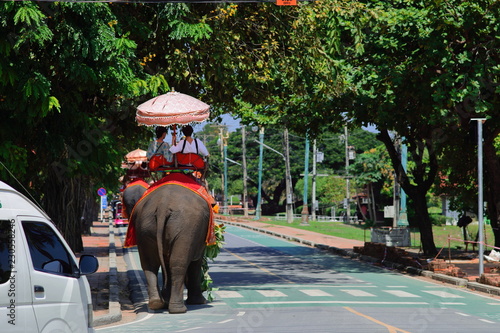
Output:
[344, 307, 412, 333]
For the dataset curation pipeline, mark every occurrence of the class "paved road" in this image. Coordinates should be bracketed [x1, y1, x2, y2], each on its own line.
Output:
[98, 225, 500, 333]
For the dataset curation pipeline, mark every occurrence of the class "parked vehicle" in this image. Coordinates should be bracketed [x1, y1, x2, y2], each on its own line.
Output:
[0, 180, 98, 333]
[113, 201, 128, 227]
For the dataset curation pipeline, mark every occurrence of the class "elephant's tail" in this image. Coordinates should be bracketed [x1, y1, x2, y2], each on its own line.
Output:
[156, 207, 170, 286]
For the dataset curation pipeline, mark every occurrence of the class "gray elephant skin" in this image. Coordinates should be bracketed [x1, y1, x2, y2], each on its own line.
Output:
[131, 183, 210, 314]
[122, 180, 148, 218]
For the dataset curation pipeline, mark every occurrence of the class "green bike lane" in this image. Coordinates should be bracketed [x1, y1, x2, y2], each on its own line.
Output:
[98, 224, 500, 332]
[212, 226, 500, 322]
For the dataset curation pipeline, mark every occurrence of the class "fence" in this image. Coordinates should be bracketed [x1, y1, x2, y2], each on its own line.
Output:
[274, 213, 358, 223]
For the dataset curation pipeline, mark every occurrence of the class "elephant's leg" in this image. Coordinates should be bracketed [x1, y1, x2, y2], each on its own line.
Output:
[167, 262, 188, 314]
[167, 242, 195, 314]
[144, 269, 164, 310]
[160, 269, 171, 306]
[139, 248, 165, 310]
[185, 258, 207, 305]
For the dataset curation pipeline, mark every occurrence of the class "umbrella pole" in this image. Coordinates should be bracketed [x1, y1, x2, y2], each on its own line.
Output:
[172, 125, 177, 146]
[171, 125, 178, 167]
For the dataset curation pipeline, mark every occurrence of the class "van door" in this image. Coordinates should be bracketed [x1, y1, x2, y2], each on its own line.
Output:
[20, 218, 93, 333]
[0, 219, 39, 333]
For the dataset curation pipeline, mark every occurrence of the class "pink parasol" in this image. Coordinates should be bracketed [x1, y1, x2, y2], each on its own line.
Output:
[136, 90, 210, 126]
[124, 148, 147, 163]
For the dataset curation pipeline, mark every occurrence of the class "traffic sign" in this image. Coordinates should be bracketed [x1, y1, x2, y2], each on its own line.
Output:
[101, 196, 108, 209]
[97, 188, 107, 197]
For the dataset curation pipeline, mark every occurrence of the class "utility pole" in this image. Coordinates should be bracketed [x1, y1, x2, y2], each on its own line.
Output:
[472, 118, 486, 277]
[301, 136, 310, 225]
[311, 139, 317, 221]
[242, 126, 249, 217]
[255, 126, 264, 220]
[397, 138, 409, 226]
[344, 126, 350, 223]
[284, 128, 293, 223]
[218, 127, 229, 215]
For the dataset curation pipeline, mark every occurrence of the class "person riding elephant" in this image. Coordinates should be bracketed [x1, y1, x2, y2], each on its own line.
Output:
[169, 125, 209, 158]
[147, 126, 172, 164]
[126, 173, 214, 313]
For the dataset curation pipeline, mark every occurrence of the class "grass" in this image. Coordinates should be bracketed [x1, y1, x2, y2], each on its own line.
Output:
[258, 216, 496, 251]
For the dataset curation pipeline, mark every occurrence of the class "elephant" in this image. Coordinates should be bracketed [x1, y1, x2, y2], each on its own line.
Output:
[122, 179, 149, 218]
[130, 179, 211, 314]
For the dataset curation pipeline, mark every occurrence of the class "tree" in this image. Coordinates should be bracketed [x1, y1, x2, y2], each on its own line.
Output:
[0, 2, 169, 250]
[337, 0, 500, 254]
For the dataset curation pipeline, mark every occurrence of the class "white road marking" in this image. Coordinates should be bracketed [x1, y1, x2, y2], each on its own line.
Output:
[300, 289, 333, 297]
[479, 319, 495, 324]
[257, 290, 287, 297]
[341, 289, 376, 297]
[422, 290, 464, 298]
[216, 290, 244, 298]
[383, 290, 420, 298]
[238, 301, 429, 305]
[175, 327, 203, 332]
[96, 313, 154, 331]
[456, 312, 470, 317]
[440, 302, 466, 305]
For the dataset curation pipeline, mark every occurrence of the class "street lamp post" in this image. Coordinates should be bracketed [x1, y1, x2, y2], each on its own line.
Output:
[311, 139, 317, 221]
[218, 127, 229, 215]
[284, 128, 293, 223]
[472, 118, 486, 276]
[301, 136, 310, 225]
[344, 126, 350, 223]
[223, 141, 228, 214]
[255, 127, 264, 220]
[397, 139, 409, 226]
[242, 126, 249, 217]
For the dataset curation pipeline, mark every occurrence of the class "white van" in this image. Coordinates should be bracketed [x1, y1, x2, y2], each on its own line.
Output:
[0, 180, 98, 333]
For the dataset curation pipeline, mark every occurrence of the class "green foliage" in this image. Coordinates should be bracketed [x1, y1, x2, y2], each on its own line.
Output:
[3, 0, 498, 253]
[429, 214, 449, 227]
[202, 223, 226, 301]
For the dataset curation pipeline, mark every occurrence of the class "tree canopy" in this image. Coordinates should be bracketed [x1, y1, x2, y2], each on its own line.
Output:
[2, 0, 500, 256]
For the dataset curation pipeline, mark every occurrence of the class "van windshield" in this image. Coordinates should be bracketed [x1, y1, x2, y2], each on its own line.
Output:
[0, 220, 14, 284]
[22, 221, 77, 276]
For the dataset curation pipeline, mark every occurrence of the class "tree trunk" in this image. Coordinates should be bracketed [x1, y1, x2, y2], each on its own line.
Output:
[412, 192, 438, 256]
[42, 170, 95, 252]
[370, 183, 377, 222]
[377, 129, 439, 255]
[482, 127, 500, 249]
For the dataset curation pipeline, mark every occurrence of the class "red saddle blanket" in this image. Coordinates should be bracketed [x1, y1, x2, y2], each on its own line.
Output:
[124, 173, 216, 248]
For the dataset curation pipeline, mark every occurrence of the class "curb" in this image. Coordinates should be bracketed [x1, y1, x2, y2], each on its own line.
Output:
[221, 219, 500, 297]
[92, 220, 122, 327]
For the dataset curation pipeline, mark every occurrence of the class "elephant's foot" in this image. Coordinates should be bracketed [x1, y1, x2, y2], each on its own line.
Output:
[186, 294, 207, 305]
[168, 302, 187, 314]
[148, 298, 165, 311]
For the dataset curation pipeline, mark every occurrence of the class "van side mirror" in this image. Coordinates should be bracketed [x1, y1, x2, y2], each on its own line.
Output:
[79, 255, 99, 275]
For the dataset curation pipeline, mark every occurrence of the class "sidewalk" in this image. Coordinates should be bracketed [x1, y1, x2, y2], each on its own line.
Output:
[79, 220, 133, 327]
[80, 215, 500, 328]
